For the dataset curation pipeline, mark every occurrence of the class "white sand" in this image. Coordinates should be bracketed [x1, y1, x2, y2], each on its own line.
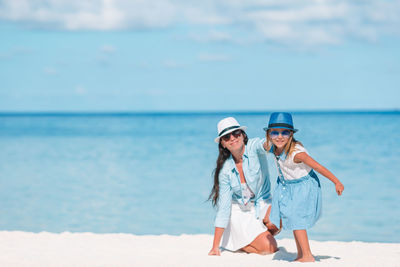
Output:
[0, 231, 399, 267]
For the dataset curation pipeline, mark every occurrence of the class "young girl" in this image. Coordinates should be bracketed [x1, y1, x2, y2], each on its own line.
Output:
[263, 112, 344, 262]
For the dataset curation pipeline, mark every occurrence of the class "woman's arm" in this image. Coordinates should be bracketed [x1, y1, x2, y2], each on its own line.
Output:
[209, 172, 232, 255]
[208, 227, 224, 255]
[294, 152, 344, 195]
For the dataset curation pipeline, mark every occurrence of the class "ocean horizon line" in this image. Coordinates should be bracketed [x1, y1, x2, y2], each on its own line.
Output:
[0, 109, 399, 117]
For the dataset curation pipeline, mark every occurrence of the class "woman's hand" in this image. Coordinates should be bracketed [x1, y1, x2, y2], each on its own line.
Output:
[208, 247, 221, 256]
[209, 227, 224, 256]
[335, 181, 344, 196]
[262, 212, 269, 225]
[262, 205, 281, 236]
[263, 141, 269, 151]
[264, 220, 281, 236]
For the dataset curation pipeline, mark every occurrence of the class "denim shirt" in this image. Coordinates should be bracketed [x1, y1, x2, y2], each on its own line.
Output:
[214, 138, 272, 228]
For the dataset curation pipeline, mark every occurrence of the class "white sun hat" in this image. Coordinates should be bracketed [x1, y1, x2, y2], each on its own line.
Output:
[214, 117, 247, 143]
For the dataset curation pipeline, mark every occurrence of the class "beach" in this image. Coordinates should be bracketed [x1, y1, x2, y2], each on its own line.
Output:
[1, 113, 399, 266]
[1, 231, 399, 267]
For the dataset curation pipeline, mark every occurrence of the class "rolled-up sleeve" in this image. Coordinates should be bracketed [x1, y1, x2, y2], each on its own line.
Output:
[248, 138, 272, 202]
[214, 171, 232, 228]
[247, 138, 267, 154]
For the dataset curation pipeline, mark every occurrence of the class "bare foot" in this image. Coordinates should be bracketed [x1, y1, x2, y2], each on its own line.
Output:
[294, 256, 315, 262]
[293, 255, 302, 261]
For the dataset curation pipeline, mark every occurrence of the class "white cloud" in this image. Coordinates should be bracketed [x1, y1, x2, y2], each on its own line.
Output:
[0, 0, 177, 30]
[180, 6, 230, 25]
[189, 30, 234, 43]
[0, 0, 399, 46]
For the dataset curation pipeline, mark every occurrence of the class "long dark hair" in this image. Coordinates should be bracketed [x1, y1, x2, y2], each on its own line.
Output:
[208, 130, 248, 207]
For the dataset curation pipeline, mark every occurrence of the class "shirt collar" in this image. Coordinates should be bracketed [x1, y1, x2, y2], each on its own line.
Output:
[243, 144, 249, 159]
[271, 145, 287, 161]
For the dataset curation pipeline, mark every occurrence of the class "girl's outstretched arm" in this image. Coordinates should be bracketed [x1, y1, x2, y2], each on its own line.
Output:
[294, 152, 344, 195]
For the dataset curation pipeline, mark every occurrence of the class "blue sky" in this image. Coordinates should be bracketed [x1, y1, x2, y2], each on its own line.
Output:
[0, 0, 399, 112]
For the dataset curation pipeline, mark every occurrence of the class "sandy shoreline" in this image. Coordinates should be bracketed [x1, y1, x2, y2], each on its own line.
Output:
[0, 231, 399, 266]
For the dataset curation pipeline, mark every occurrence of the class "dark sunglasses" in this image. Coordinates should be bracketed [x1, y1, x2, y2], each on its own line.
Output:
[221, 129, 242, 141]
[270, 130, 291, 139]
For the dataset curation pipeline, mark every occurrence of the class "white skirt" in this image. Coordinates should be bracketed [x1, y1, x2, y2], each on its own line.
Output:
[220, 200, 270, 251]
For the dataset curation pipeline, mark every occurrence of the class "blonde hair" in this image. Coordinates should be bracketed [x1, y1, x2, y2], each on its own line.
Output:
[265, 129, 303, 158]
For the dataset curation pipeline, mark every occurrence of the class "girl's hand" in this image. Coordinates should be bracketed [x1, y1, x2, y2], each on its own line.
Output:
[335, 181, 344, 196]
[295, 152, 344, 196]
[208, 247, 221, 256]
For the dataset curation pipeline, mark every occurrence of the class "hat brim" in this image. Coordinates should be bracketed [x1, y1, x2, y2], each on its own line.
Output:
[263, 126, 298, 132]
[215, 126, 247, 143]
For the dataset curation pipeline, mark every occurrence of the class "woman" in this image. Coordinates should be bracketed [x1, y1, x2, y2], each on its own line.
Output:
[208, 117, 279, 256]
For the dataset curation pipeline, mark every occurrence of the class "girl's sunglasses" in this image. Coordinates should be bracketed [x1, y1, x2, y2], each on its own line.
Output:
[270, 130, 291, 139]
[221, 129, 242, 141]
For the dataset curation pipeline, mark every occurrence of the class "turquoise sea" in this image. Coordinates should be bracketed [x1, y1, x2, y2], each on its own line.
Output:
[0, 112, 399, 243]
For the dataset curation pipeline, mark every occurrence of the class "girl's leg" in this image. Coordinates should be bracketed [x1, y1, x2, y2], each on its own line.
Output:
[293, 230, 315, 262]
[294, 234, 302, 260]
[241, 231, 278, 255]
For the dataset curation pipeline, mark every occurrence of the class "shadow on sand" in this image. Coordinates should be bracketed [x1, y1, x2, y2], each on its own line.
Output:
[272, 247, 340, 262]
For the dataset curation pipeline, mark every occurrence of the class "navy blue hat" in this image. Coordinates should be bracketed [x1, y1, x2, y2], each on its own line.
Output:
[263, 112, 298, 132]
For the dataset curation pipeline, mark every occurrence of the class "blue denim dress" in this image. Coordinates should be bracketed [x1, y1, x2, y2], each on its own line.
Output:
[269, 145, 322, 230]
